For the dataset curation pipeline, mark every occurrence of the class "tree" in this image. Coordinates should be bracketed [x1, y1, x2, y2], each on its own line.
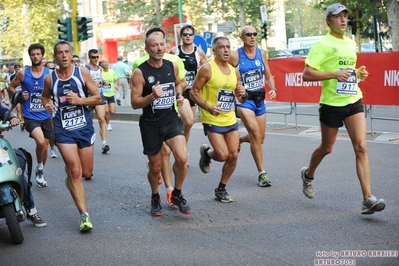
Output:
[0, 0, 63, 62]
[314, 0, 399, 50]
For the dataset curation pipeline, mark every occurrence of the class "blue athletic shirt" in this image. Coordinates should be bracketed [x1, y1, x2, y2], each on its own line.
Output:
[236, 47, 265, 92]
[50, 66, 93, 132]
[21, 67, 51, 120]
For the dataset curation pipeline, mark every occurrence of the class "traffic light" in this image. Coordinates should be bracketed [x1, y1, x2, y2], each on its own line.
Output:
[76, 17, 93, 41]
[261, 21, 268, 39]
[58, 18, 72, 42]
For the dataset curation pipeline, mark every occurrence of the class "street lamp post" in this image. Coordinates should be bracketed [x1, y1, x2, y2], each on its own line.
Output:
[178, 0, 183, 23]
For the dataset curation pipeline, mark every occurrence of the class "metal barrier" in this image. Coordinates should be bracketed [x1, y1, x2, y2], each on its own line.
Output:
[367, 105, 399, 135]
[267, 102, 399, 134]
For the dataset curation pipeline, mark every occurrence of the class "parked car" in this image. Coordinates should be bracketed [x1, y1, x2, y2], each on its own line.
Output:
[268, 50, 294, 58]
[291, 48, 310, 57]
[356, 43, 390, 53]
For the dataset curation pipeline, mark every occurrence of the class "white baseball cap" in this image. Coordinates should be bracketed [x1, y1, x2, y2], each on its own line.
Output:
[325, 3, 349, 18]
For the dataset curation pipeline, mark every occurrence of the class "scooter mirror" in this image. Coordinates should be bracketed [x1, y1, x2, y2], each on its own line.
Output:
[11, 91, 23, 107]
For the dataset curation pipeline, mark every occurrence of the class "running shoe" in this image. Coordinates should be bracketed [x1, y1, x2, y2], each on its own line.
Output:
[151, 198, 163, 216]
[215, 188, 234, 203]
[362, 195, 386, 214]
[102, 143, 110, 154]
[199, 144, 211, 173]
[80, 213, 93, 232]
[50, 147, 57, 158]
[171, 193, 192, 215]
[301, 167, 315, 199]
[35, 167, 47, 188]
[27, 213, 47, 228]
[107, 124, 112, 131]
[258, 173, 271, 187]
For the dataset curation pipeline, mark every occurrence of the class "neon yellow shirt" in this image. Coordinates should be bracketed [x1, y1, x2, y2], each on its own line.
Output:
[132, 53, 187, 80]
[200, 61, 237, 127]
[305, 32, 362, 106]
[101, 69, 118, 97]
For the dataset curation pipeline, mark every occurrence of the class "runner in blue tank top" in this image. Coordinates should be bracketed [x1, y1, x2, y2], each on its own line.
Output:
[229, 25, 277, 187]
[42, 41, 102, 232]
[8, 43, 53, 188]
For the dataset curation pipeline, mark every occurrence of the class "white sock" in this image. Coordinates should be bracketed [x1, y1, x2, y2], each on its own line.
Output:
[166, 186, 173, 192]
[259, 170, 266, 175]
[28, 207, 37, 216]
[37, 163, 43, 170]
[102, 140, 106, 145]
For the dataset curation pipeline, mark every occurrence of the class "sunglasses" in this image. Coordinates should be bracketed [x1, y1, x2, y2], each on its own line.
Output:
[90, 56, 99, 59]
[48, 68, 55, 70]
[72, 60, 80, 63]
[244, 32, 258, 37]
[182, 33, 194, 37]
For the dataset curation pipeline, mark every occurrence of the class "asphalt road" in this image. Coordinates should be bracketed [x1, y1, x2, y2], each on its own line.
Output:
[0, 106, 398, 266]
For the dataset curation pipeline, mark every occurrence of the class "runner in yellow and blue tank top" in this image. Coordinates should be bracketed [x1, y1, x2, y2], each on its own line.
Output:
[190, 36, 247, 203]
[300, 3, 385, 215]
[100, 58, 119, 131]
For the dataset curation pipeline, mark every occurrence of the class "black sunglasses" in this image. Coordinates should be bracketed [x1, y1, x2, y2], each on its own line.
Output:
[182, 33, 194, 37]
[244, 32, 258, 37]
[48, 68, 55, 70]
[90, 56, 99, 59]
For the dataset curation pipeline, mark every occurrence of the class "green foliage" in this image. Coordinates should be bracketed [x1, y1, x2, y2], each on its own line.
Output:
[0, 0, 62, 61]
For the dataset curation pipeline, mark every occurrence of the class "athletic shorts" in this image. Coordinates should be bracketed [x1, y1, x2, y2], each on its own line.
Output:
[54, 125, 96, 148]
[203, 122, 239, 136]
[235, 99, 266, 117]
[183, 90, 196, 107]
[24, 117, 53, 139]
[139, 116, 184, 155]
[103, 95, 115, 104]
[319, 99, 364, 128]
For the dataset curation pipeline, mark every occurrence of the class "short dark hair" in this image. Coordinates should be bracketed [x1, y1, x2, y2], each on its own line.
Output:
[145, 27, 165, 38]
[88, 49, 99, 56]
[28, 43, 45, 56]
[72, 54, 80, 59]
[180, 25, 195, 36]
[53, 41, 72, 55]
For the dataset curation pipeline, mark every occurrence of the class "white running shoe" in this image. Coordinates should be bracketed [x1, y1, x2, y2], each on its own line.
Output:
[50, 148, 57, 158]
[107, 124, 112, 131]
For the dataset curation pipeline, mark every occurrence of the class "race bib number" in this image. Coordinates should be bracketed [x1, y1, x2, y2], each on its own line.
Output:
[30, 93, 44, 112]
[102, 84, 111, 93]
[61, 105, 87, 130]
[242, 69, 263, 91]
[153, 82, 176, 109]
[336, 68, 359, 95]
[217, 89, 235, 112]
[185, 71, 195, 90]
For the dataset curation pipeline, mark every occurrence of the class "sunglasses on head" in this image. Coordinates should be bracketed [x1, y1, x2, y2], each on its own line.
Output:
[90, 56, 99, 59]
[182, 33, 194, 37]
[244, 32, 258, 37]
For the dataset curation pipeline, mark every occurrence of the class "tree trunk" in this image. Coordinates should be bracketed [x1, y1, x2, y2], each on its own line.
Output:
[384, 0, 399, 50]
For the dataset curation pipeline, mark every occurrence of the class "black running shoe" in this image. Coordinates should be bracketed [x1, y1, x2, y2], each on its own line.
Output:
[171, 193, 192, 215]
[151, 198, 163, 217]
[199, 144, 211, 173]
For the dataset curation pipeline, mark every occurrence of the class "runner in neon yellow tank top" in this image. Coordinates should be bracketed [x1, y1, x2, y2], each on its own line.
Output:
[190, 36, 247, 203]
[301, 3, 385, 215]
